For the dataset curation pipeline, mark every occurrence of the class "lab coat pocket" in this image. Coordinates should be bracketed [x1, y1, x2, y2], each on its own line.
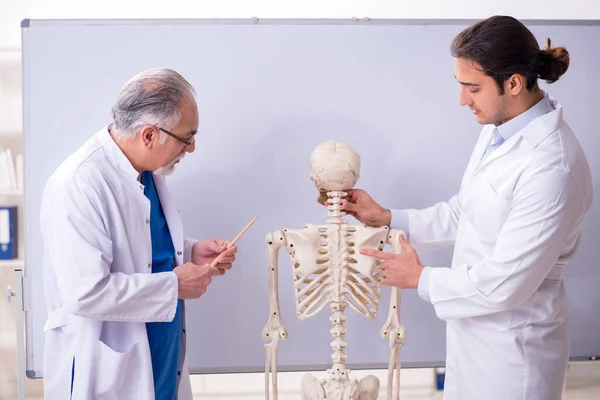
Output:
[92, 340, 140, 399]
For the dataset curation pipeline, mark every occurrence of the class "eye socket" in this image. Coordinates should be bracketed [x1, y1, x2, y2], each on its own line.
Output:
[469, 89, 479, 93]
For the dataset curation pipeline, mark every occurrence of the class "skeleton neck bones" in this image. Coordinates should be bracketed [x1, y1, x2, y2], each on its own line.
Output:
[263, 141, 406, 400]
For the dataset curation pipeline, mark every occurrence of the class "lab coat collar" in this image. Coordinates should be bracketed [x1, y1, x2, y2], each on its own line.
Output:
[520, 93, 563, 148]
[475, 92, 563, 171]
[97, 124, 141, 182]
[495, 91, 554, 143]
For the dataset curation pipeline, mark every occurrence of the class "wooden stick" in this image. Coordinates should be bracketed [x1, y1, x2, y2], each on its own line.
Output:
[210, 216, 258, 267]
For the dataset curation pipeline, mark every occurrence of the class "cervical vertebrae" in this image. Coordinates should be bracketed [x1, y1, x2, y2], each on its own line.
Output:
[325, 191, 347, 224]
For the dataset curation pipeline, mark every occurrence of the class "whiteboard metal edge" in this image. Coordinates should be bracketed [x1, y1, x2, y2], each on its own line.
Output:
[190, 360, 445, 375]
[21, 21, 41, 379]
[18, 18, 600, 28]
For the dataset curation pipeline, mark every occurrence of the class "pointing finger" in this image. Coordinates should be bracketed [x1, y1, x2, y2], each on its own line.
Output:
[360, 248, 394, 260]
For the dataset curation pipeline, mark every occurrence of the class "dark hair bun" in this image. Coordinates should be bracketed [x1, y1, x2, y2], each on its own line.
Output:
[538, 37, 569, 83]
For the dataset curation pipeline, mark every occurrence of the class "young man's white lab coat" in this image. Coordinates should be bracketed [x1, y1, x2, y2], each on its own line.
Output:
[392, 94, 593, 400]
[41, 127, 195, 400]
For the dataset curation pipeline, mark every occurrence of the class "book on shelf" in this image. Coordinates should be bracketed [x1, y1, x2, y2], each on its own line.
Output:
[0, 146, 23, 192]
[0, 205, 18, 260]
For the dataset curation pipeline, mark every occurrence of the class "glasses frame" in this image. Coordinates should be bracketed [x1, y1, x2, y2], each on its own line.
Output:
[156, 126, 195, 147]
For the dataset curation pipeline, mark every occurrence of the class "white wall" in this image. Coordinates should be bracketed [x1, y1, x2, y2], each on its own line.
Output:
[1, 0, 600, 48]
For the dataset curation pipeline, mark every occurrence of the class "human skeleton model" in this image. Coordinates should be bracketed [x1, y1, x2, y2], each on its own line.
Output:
[262, 141, 407, 400]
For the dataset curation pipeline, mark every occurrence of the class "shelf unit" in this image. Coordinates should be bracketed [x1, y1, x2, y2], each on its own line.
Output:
[0, 189, 22, 196]
[0, 48, 24, 265]
[0, 258, 24, 268]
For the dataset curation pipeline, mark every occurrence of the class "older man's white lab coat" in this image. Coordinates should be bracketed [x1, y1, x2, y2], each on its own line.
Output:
[41, 127, 195, 400]
[394, 96, 593, 400]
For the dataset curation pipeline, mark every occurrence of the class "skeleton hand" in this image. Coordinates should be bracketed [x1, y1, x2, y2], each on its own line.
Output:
[173, 262, 220, 299]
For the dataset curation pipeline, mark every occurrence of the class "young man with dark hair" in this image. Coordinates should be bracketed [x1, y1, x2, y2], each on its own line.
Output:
[343, 16, 593, 400]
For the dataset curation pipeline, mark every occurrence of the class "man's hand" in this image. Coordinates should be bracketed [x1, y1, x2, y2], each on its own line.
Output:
[173, 262, 220, 299]
[360, 235, 424, 289]
[327, 189, 391, 227]
[192, 239, 237, 276]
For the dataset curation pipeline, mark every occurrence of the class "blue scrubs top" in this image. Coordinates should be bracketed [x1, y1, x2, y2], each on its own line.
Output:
[141, 171, 183, 400]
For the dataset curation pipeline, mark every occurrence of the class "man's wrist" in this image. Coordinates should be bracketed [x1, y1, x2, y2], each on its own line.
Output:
[414, 265, 425, 288]
[381, 209, 392, 227]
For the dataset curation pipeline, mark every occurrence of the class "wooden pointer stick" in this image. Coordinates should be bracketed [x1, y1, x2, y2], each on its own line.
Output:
[210, 216, 258, 267]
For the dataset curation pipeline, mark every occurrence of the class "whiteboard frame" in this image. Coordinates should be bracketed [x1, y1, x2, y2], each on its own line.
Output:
[21, 17, 600, 379]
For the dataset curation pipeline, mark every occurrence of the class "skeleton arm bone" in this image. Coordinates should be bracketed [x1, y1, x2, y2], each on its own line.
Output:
[262, 231, 288, 400]
[381, 229, 407, 400]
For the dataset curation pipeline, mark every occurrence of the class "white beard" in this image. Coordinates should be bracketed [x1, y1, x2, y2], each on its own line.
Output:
[154, 154, 185, 176]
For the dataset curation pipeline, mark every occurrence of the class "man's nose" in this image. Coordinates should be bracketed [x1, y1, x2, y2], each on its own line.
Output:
[459, 88, 472, 107]
[185, 140, 196, 153]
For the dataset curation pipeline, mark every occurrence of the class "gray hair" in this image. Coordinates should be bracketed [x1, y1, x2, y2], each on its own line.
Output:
[111, 68, 196, 140]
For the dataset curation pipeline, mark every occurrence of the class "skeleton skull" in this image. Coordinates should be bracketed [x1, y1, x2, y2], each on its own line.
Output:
[309, 141, 360, 203]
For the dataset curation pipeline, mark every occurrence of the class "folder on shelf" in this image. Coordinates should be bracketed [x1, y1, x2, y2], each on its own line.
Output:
[0, 205, 18, 260]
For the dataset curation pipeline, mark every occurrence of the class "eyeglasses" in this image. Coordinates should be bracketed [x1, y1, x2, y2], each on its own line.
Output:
[155, 126, 195, 147]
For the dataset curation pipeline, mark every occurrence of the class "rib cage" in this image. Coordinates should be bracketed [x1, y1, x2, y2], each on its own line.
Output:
[284, 223, 389, 321]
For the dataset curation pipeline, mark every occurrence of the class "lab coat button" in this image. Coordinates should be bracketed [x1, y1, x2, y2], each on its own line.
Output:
[177, 251, 182, 255]
[147, 263, 152, 268]
[146, 219, 149, 224]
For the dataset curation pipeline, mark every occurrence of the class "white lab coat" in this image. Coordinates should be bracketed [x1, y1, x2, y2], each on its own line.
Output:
[41, 127, 196, 400]
[396, 96, 593, 399]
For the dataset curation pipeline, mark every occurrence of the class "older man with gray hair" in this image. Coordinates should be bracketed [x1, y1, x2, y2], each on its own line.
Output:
[40, 68, 237, 400]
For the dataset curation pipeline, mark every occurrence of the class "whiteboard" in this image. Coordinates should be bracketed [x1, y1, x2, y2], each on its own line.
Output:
[21, 18, 600, 377]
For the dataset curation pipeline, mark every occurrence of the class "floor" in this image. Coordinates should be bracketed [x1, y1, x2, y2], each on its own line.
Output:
[4, 364, 599, 399]
[6, 384, 600, 399]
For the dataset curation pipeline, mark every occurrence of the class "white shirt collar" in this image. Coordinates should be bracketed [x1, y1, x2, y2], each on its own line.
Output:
[495, 90, 555, 142]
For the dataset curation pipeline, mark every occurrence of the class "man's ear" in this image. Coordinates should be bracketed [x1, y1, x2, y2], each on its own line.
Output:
[506, 73, 526, 96]
[140, 126, 156, 148]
